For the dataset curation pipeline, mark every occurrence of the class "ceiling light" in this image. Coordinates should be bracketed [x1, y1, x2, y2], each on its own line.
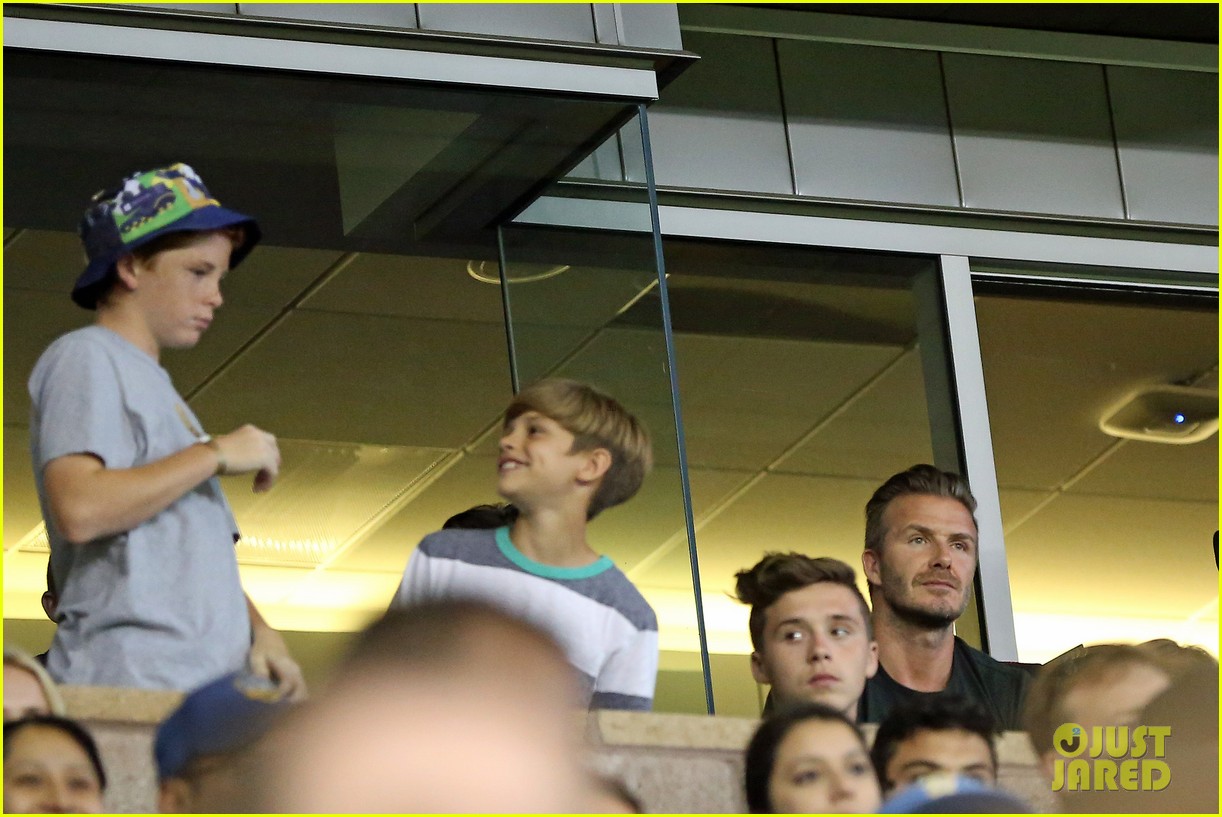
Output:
[1099, 384, 1219, 444]
[465, 259, 571, 285]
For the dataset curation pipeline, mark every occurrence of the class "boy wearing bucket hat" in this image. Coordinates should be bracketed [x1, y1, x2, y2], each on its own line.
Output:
[29, 163, 305, 698]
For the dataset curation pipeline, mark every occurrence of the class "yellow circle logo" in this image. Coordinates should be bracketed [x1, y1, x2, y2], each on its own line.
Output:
[1053, 722, 1086, 757]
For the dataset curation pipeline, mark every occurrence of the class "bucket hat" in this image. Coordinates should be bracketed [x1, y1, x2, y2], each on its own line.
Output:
[73, 162, 260, 309]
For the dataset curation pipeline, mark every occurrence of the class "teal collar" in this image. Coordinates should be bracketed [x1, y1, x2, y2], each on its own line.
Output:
[495, 526, 612, 580]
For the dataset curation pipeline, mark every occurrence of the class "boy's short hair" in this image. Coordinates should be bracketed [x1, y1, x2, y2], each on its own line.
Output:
[505, 378, 652, 519]
[864, 464, 978, 554]
[734, 553, 873, 652]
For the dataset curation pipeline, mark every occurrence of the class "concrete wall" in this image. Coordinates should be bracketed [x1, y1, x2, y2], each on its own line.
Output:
[62, 686, 1057, 814]
[588, 27, 1218, 229]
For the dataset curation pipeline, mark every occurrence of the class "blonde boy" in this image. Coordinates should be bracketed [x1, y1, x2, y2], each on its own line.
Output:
[391, 379, 658, 710]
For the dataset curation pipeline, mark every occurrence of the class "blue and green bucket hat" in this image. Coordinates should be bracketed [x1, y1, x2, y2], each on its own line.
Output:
[73, 162, 261, 309]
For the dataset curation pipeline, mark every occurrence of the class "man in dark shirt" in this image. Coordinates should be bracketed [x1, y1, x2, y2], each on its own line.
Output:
[858, 464, 1030, 729]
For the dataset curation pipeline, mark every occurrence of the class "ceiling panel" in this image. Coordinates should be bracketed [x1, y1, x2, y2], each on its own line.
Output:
[301, 252, 505, 323]
[997, 487, 1057, 534]
[189, 310, 512, 447]
[685, 472, 881, 598]
[224, 439, 452, 567]
[332, 451, 501, 574]
[3, 290, 92, 427]
[3, 427, 45, 551]
[776, 346, 934, 479]
[977, 294, 1218, 491]
[1005, 492, 1219, 619]
[1066, 437, 1219, 503]
[3, 229, 85, 293]
[671, 335, 903, 471]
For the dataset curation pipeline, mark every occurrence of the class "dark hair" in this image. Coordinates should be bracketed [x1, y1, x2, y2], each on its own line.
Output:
[734, 553, 872, 652]
[442, 503, 519, 530]
[864, 464, 978, 554]
[94, 227, 247, 308]
[744, 702, 870, 814]
[4, 714, 108, 790]
[505, 378, 652, 519]
[869, 695, 998, 789]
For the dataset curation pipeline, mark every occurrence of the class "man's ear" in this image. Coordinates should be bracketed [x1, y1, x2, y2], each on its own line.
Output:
[865, 639, 879, 680]
[861, 548, 882, 587]
[750, 651, 771, 685]
[576, 447, 612, 485]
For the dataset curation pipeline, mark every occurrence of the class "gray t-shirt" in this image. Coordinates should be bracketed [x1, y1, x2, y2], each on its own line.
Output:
[29, 325, 250, 691]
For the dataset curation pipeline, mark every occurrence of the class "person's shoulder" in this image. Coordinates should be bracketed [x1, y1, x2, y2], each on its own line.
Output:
[37, 325, 103, 360]
[417, 525, 498, 556]
[590, 564, 657, 630]
[954, 637, 1031, 685]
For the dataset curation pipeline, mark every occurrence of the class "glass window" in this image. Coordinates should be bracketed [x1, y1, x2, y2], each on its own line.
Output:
[2, 48, 651, 681]
[975, 284, 1219, 663]
[657, 239, 942, 715]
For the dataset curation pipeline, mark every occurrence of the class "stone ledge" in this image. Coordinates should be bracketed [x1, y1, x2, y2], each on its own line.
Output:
[60, 685, 183, 725]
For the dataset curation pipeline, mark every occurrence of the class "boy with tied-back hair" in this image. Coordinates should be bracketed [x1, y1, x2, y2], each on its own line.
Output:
[734, 552, 878, 719]
[391, 378, 659, 711]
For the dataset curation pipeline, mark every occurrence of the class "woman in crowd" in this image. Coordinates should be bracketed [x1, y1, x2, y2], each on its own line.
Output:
[3, 714, 107, 813]
[745, 702, 882, 814]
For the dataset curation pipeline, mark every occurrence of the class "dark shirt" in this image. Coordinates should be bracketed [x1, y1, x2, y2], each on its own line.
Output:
[858, 636, 1031, 730]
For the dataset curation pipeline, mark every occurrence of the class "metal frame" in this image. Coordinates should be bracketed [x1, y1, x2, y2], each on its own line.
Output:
[680, 4, 1218, 73]
[3, 16, 661, 100]
[516, 198, 1218, 276]
[934, 255, 1020, 659]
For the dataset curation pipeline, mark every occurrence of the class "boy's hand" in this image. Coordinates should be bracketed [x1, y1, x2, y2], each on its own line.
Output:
[249, 621, 309, 702]
[214, 424, 281, 492]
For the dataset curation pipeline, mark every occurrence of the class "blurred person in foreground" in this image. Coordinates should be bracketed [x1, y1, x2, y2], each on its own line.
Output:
[154, 669, 294, 812]
[230, 599, 591, 813]
[3, 714, 107, 813]
[1022, 642, 1176, 813]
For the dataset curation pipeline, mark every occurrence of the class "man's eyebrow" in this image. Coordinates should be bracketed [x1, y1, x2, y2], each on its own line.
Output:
[902, 523, 977, 543]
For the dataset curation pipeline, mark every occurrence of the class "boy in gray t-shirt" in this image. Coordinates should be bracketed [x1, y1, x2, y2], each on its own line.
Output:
[29, 163, 305, 697]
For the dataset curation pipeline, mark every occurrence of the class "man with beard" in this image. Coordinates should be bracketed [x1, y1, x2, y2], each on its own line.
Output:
[858, 465, 1029, 728]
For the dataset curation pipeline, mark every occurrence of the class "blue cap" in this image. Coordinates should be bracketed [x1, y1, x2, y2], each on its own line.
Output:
[73, 162, 260, 310]
[154, 670, 290, 780]
[881, 773, 1035, 813]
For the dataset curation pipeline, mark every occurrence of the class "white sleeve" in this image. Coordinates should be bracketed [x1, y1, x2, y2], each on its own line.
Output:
[388, 545, 432, 611]
[592, 626, 659, 711]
